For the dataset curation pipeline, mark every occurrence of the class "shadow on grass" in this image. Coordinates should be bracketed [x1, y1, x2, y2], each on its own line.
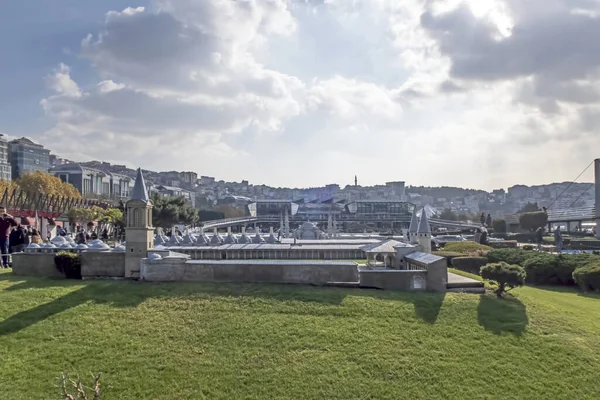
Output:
[530, 285, 600, 300]
[0, 272, 447, 335]
[412, 292, 446, 324]
[0, 281, 150, 336]
[477, 294, 528, 336]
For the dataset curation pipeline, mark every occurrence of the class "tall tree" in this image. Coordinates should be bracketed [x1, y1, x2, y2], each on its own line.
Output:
[519, 202, 540, 213]
[151, 195, 199, 228]
[16, 171, 81, 199]
[519, 211, 548, 232]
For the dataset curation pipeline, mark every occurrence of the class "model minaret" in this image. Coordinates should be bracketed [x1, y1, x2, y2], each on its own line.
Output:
[408, 208, 419, 244]
[125, 168, 154, 279]
[417, 207, 432, 253]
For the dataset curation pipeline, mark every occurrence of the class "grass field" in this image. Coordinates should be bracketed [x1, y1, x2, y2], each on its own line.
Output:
[1, 269, 600, 399]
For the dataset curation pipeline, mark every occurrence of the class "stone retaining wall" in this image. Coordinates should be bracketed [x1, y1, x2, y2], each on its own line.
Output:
[141, 259, 359, 285]
[359, 269, 428, 291]
[12, 253, 62, 278]
[80, 252, 125, 278]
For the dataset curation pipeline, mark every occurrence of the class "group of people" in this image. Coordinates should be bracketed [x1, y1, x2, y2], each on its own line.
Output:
[0, 205, 42, 268]
[535, 226, 563, 252]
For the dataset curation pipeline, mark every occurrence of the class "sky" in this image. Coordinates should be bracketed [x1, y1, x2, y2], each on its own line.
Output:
[1, 0, 600, 190]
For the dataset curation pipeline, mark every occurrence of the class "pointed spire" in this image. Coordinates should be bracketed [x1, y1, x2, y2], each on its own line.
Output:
[131, 168, 150, 203]
[409, 208, 419, 233]
[417, 207, 431, 234]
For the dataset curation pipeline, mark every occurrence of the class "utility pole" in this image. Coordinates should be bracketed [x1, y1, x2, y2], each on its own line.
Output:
[595, 159, 600, 238]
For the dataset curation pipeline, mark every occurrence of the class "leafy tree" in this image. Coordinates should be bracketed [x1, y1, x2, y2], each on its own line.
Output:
[0, 179, 20, 197]
[519, 202, 540, 213]
[519, 211, 548, 232]
[480, 262, 526, 298]
[16, 171, 81, 199]
[151, 195, 198, 228]
[439, 208, 458, 221]
[67, 206, 103, 228]
[492, 219, 507, 233]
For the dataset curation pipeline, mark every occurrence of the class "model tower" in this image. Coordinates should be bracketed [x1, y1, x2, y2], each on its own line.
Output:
[125, 168, 154, 279]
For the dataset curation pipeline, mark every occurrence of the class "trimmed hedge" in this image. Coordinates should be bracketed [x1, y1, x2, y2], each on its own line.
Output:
[486, 249, 600, 286]
[443, 242, 493, 254]
[451, 257, 488, 275]
[488, 241, 518, 249]
[487, 249, 532, 266]
[54, 251, 82, 280]
[433, 251, 463, 261]
[573, 264, 600, 292]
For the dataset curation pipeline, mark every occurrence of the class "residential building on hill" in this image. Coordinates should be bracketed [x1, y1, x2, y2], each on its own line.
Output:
[50, 163, 134, 199]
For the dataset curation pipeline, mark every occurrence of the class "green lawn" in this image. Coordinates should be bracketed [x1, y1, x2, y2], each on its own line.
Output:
[1, 269, 600, 399]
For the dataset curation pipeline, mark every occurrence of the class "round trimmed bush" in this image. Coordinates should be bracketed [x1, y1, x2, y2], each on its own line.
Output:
[443, 242, 492, 254]
[573, 264, 600, 292]
[480, 262, 526, 298]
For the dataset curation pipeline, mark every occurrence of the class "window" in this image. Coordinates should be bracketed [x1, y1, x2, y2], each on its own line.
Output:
[133, 209, 141, 226]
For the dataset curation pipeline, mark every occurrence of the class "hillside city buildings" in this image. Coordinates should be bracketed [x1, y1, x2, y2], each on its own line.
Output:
[0, 136, 594, 218]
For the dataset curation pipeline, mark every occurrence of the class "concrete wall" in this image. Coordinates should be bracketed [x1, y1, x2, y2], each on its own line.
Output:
[425, 258, 448, 292]
[141, 259, 359, 285]
[81, 252, 125, 278]
[12, 253, 63, 278]
[359, 269, 428, 291]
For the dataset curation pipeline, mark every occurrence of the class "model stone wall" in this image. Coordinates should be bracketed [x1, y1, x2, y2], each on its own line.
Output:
[12, 253, 63, 278]
[141, 259, 359, 285]
[80, 252, 125, 278]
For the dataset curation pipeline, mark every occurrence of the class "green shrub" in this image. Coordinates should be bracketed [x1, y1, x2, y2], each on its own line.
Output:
[480, 262, 526, 298]
[492, 219, 507, 233]
[573, 264, 600, 292]
[522, 245, 534, 251]
[519, 211, 548, 232]
[443, 242, 492, 254]
[54, 251, 81, 280]
[487, 249, 533, 266]
[451, 257, 488, 274]
[521, 253, 561, 285]
[491, 232, 509, 240]
[488, 241, 518, 249]
[432, 251, 463, 262]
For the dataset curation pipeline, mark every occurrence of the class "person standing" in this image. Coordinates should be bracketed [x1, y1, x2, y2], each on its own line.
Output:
[480, 212, 486, 226]
[554, 227, 563, 253]
[0, 206, 18, 268]
[486, 213, 492, 228]
[9, 224, 28, 253]
[535, 226, 544, 251]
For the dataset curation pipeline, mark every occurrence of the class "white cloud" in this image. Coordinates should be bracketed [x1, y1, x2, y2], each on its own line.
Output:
[36, 0, 600, 189]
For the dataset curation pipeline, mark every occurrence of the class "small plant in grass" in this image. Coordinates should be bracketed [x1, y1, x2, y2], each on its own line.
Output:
[480, 262, 526, 298]
[58, 372, 107, 399]
[54, 252, 82, 280]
